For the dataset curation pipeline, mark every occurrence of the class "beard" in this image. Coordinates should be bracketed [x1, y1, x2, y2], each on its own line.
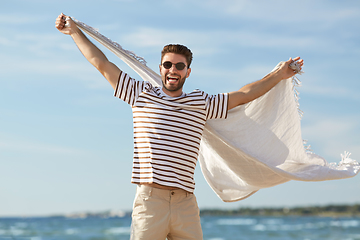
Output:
[161, 73, 186, 93]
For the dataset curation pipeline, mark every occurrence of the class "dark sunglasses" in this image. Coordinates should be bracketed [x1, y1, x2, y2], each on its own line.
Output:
[162, 61, 187, 71]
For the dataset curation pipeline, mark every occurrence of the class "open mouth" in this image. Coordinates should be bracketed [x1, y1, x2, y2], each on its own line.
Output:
[166, 75, 180, 84]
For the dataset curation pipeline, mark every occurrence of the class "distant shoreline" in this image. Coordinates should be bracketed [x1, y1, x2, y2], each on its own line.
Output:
[200, 204, 360, 217]
[2, 204, 360, 218]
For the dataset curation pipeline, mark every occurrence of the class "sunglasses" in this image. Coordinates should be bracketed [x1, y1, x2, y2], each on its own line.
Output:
[162, 61, 187, 71]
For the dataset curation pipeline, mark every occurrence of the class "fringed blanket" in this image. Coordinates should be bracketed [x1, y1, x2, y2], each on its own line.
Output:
[70, 17, 360, 202]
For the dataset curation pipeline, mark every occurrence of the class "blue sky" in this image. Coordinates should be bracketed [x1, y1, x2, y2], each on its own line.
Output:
[1, 0, 359, 216]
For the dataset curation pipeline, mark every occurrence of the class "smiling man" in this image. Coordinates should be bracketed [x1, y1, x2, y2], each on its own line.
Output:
[160, 50, 191, 96]
[55, 13, 303, 240]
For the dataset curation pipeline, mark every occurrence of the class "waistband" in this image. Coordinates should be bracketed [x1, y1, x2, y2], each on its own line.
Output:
[137, 184, 193, 197]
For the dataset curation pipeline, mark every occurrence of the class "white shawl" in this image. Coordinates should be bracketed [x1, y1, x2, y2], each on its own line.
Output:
[71, 18, 360, 202]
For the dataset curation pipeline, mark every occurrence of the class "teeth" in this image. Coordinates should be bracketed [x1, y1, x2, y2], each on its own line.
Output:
[167, 77, 178, 81]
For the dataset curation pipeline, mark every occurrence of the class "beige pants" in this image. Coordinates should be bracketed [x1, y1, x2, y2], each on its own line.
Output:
[130, 185, 203, 240]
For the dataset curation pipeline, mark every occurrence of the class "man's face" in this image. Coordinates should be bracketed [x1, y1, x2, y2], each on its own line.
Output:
[159, 53, 191, 97]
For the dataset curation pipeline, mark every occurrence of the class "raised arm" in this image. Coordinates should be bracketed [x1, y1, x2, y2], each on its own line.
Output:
[227, 57, 304, 110]
[55, 13, 120, 90]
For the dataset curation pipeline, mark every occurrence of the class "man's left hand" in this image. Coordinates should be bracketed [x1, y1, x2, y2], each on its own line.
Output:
[279, 57, 304, 80]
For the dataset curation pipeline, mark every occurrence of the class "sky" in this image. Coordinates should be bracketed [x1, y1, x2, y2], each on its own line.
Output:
[1, 0, 359, 217]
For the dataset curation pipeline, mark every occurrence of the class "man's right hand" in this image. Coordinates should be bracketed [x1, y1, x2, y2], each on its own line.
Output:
[55, 13, 77, 35]
[54, 13, 121, 90]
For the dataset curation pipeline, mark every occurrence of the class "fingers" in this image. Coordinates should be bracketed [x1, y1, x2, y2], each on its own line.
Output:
[55, 13, 67, 30]
[296, 58, 304, 68]
[289, 57, 304, 67]
[286, 56, 304, 75]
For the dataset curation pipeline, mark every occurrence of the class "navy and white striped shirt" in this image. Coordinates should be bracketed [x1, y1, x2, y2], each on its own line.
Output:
[114, 71, 228, 192]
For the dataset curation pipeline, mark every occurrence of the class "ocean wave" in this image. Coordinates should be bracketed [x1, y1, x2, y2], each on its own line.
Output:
[251, 219, 360, 232]
[65, 228, 79, 235]
[217, 218, 257, 225]
[105, 227, 131, 235]
[330, 220, 360, 228]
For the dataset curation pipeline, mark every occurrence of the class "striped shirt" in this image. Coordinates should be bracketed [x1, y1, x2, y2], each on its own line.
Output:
[114, 71, 228, 192]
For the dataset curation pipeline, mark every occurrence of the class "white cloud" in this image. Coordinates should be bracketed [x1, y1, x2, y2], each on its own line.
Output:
[190, 0, 360, 23]
[302, 84, 360, 101]
[0, 137, 88, 156]
[0, 13, 45, 25]
[0, 29, 109, 89]
[193, 64, 272, 81]
[195, 0, 255, 16]
[92, 23, 121, 32]
[0, 51, 108, 90]
[0, 36, 15, 46]
[303, 118, 357, 138]
[12, 32, 75, 57]
[121, 27, 318, 52]
[301, 115, 360, 159]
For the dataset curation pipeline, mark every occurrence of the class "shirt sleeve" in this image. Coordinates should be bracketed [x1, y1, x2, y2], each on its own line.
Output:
[113, 71, 146, 106]
[205, 92, 229, 120]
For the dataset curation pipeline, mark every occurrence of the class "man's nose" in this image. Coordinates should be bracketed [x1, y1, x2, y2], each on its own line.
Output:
[169, 64, 178, 72]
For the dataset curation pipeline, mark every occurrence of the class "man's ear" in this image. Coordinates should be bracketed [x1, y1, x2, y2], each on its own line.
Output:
[186, 68, 191, 78]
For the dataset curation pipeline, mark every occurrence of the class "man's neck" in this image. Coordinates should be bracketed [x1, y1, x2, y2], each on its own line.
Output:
[161, 87, 183, 97]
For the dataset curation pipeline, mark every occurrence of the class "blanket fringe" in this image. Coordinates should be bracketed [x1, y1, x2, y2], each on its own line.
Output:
[291, 66, 315, 154]
[70, 17, 149, 66]
[289, 66, 356, 168]
[302, 140, 313, 153]
[291, 75, 303, 120]
[328, 151, 359, 169]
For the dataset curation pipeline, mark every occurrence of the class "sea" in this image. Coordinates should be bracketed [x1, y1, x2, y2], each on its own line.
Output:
[0, 215, 360, 240]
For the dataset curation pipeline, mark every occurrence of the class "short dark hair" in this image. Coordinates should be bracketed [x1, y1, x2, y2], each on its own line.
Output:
[161, 44, 193, 68]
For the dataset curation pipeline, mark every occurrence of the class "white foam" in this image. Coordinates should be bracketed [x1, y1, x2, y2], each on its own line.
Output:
[30, 237, 42, 240]
[15, 222, 28, 228]
[252, 224, 267, 231]
[217, 218, 257, 226]
[331, 220, 360, 228]
[105, 227, 131, 235]
[260, 218, 284, 225]
[10, 227, 25, 236]
[65, 228, 79, 235]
